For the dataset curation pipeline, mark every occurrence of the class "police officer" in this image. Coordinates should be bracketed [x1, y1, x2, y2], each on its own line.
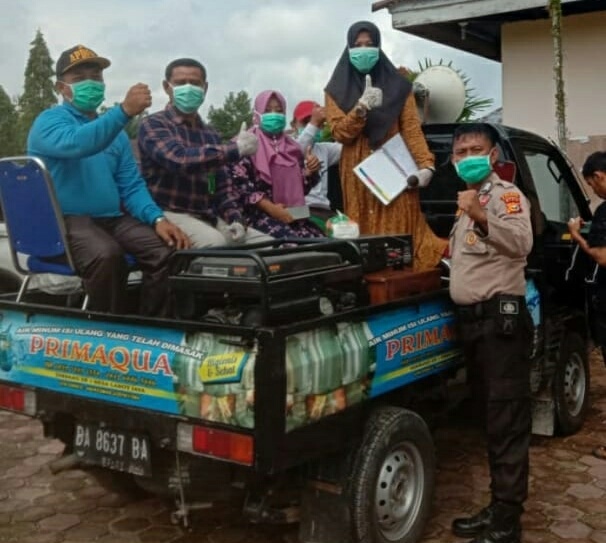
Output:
[448, 123, 533, 543]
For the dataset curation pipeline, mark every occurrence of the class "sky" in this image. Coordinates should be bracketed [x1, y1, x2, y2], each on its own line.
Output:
[0, 0, 503, 119]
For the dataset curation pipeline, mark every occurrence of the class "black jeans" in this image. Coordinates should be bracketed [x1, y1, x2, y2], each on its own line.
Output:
[456, 296, 533, 505]
[64, 215, 173, 316]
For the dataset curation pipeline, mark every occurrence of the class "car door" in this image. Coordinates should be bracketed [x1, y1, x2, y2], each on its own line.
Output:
[509, 136, 593, 314]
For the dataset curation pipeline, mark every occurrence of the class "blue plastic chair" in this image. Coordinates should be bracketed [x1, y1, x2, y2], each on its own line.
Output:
[0, 156, 136, 308]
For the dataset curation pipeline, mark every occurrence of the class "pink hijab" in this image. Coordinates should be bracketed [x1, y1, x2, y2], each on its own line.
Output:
[249, 90, 306, 207]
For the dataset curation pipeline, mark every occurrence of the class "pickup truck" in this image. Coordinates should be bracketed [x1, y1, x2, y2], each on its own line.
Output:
[0, 122, 595, 543]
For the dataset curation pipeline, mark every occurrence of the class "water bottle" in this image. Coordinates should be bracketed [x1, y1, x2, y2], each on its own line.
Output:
[525, 278, 541, 359]
[526, 278, 541, 327]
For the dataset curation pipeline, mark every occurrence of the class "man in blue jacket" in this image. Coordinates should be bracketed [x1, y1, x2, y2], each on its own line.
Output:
[28, 44, 190, 315]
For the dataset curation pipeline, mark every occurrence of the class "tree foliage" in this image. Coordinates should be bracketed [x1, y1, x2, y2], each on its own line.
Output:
[0, 87, 19, 158]
[16, 30, 57, 152]
[207, 91, 253, 141]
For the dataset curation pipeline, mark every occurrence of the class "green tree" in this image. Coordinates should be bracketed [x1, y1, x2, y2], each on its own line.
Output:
[207, 90, 253, 141]
[16, 29, 57, 152]
[0, 86, 19, 157]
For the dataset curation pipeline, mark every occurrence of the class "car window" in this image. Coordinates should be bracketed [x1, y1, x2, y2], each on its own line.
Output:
[422, 135, 464, 202]
[523, 151, 563, 222]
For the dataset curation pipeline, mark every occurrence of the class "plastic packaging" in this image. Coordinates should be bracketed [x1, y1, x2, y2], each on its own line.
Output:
[526, 278, 542, 359]
[526, 278, 541, 327]
[326, 211, 360, 239]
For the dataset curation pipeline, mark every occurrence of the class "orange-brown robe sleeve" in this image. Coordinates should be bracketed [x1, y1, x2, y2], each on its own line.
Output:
[325, 90, 447, 270]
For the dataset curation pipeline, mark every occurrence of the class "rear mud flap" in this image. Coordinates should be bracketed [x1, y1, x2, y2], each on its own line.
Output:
[299, 481, 352, 543]
[531, 396, 555, 436]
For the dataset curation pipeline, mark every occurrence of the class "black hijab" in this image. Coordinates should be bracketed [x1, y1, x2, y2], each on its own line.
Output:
[325, 21, 412, 149]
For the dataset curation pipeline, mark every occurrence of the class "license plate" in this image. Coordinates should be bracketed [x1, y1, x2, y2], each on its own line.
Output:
[73, 423, 151, 477]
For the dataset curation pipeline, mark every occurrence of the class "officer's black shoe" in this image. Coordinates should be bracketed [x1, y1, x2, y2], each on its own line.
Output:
[452, 505, 495, 537]
[467, 523, 521, 543]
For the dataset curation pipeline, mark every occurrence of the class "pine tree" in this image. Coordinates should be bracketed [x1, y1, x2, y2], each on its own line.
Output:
[207, 91, 253, 141]
[0, 86, 19, 157]
[16, 29, 57, 152]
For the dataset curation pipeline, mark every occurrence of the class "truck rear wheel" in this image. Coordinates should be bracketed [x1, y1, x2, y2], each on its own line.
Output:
[554, 332, 590, 435]
[350, 407, 435, 543]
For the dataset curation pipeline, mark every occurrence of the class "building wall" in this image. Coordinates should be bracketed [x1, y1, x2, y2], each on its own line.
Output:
[502, 11, 606, 140]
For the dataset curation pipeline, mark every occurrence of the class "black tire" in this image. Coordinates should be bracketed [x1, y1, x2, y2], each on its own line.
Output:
[554, 332, 590, 435]
[349, 407, 435, 543]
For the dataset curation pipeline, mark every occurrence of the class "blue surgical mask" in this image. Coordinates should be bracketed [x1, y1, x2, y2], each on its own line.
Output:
[68, 80, 105, 112]
[455, 154, 493, 184]
[171, 83, 205, 114]
[260, 112, 286, 134]
[348, 47, 380, 74]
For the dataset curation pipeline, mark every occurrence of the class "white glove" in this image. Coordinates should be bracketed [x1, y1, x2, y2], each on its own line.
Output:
[358, 74, 383, 110]
[227, 221, 246, 243]
[408, 167, 434, 188]
[235, 121, 258, 157]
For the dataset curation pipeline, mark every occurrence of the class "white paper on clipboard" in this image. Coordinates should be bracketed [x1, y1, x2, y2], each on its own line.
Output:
[353, 133, 418, 205]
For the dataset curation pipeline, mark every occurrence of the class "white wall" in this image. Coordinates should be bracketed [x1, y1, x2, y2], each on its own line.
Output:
[502, 11, 606, 139]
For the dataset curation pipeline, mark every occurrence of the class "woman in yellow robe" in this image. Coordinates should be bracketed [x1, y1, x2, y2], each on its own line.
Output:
[325, 21, 447, 271]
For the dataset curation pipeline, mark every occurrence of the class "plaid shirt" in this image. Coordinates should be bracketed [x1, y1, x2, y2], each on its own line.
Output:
[138, 105, 243, 225]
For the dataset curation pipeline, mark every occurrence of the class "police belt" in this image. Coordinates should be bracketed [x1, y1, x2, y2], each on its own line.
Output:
[455, 294, 525, 321]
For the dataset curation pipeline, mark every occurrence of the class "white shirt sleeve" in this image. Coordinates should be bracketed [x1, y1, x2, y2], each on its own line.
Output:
[295, 124, 319, 152]
[325, 141, 342, 167]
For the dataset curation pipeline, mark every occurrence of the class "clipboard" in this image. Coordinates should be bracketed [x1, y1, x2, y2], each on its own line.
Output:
[353, 134, 418, 205]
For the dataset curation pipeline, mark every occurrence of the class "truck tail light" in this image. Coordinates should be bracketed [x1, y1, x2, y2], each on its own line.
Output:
[177, 423, 253, 466]
[0, 384, 36, 415]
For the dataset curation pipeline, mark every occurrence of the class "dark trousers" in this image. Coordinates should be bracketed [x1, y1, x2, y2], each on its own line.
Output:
[64, 215, 173, 316]
[593, 307, 606, 363]
[457, 298, 533, 506]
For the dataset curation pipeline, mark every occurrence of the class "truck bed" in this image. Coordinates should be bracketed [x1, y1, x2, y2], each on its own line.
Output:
[0, 285, 461, 473]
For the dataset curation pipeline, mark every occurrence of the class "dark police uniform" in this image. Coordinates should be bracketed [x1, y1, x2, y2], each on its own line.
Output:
[449, 172, 534, 539]
[588, 201, 606, 354]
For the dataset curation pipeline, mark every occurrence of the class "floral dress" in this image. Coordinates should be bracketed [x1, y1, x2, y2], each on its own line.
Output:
[228, 158, 324, 239]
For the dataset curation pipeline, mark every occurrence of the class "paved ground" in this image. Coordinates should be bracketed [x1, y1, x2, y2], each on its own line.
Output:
[1, 351, 606, 543]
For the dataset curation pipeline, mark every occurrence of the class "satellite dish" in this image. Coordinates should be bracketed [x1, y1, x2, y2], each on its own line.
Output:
[413, 65, 466, 124]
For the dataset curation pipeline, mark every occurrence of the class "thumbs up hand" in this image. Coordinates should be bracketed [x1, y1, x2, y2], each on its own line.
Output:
[358, 74, 383, 110]
[235, 121, 258, 157]
[303, 145, 322, 176]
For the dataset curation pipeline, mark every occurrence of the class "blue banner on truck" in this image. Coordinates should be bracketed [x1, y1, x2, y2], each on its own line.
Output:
[367, 298, 461, 396]
[0, 297, 462, 432]
[0, 311, 187, 414]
